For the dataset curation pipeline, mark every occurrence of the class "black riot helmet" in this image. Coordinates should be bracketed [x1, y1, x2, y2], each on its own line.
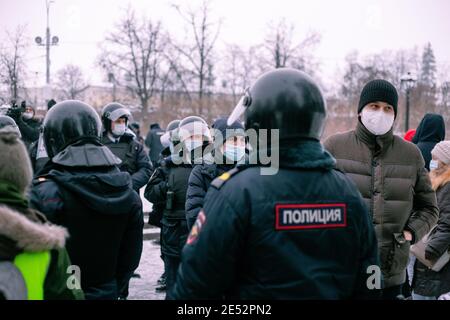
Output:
[43, 100, 102, 158]
[228, 68, 327, 141]
[101, 102, 131, 133]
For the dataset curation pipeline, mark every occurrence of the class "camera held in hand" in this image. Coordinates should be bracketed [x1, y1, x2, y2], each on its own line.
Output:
[6, 100, 25, 121]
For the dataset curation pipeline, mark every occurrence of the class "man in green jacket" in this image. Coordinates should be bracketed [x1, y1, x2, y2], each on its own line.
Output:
[324, 79, 438, 299]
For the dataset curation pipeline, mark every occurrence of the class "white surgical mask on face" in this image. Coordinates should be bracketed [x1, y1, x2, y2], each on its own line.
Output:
[22, 112, 33, 120]
[360, 108, 395, 136]
[112, 123, 126, 137]
[429, 160, 439, 171]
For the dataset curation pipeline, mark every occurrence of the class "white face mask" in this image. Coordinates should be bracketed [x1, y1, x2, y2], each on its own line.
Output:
[429, 160, 439, 171]
[185, 138, 203, 152]
[360, 108, 395, 136]
[22, 112, 33, 120]
[112, 123, 126, 137]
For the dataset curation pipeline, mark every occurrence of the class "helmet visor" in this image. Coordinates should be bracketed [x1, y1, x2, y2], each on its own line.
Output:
[108, 108, 131, 121]
[227, 95, 247, 126]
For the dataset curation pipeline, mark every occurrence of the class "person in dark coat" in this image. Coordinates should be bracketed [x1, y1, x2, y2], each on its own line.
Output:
[145, 116, 211, 297]
[171, 68, 380, 300]
[29, 100, 143, 300]
[145, 123, 165, 167]
[324, 80, 439, 299]
[146, 119, 181, 292]
[101, 103, 152, 192]
[412, 141, 450, 300]
[185, 117, 245, 230]
[129, 122, 145, 145]
[412, 113, 446, 171]
[7, 101, 41, 149]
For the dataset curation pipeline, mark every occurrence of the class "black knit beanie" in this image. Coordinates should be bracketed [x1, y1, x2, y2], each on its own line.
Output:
[358, 79, 398, 117]
[211, 117, 244, 145]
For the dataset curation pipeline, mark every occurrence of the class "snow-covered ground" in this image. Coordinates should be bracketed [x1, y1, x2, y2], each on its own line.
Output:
[128, 234, 166, 300]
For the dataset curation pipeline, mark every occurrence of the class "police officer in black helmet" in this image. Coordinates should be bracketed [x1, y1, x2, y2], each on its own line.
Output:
[29, 100, 143, 300]
[171, 68, 380, 299]
[101, 102, 152, 192]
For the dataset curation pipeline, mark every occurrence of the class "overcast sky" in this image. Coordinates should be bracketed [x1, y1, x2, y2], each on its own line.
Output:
[1, 0, 449, 89]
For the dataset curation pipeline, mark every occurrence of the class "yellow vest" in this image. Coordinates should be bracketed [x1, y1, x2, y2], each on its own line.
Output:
[14, 251, 51, 300]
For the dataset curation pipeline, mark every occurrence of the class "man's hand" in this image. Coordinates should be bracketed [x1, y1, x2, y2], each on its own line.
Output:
[403, 230, 413, 242]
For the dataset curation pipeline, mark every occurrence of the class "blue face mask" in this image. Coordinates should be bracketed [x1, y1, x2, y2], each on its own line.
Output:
[224, 145, 245, 163]
[429, 160, 439, 171]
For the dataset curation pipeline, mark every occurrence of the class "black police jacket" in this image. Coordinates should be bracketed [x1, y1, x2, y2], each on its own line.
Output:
[144, 156, 192, 257]
[29, 144, 143, 300]
[101, 133, 152, 191]
[171, 141, 380, 300]
[186, 163, 234, 230]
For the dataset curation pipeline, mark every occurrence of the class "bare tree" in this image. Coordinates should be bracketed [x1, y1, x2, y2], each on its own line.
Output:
[99, 8, 165, 119]
[259, 19, 321, 74]
[221, 44, 259, 104]
[171, 0, 221, 117]
[55, 64, 89, 100]
[0, 25, 28, 101]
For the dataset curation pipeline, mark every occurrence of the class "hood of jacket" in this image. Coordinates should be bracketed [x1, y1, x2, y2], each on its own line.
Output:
[413, 113, 445, 144]
[45, 167, 137, 215]
[0, 205, 67, 258]
[52, 143, 122, 167]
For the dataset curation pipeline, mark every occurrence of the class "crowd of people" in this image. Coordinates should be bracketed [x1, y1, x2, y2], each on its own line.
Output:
[0, 67, 449, 300]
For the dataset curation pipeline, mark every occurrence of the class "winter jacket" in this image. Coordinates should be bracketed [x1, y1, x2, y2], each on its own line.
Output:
[144, 157, 192, 258]
[145, 124, 165, 165]
[0, 204, 84, 300]
[413, 168, 450, 297]
[324, 121, 439, 288]
[101, 133, 152, 191]
[172, 141, 380, 300]
[186, 163, 234, 230]
[16, 117, 41, 149]
[412, 114, 445, 170]
[29, 144, 143, 300]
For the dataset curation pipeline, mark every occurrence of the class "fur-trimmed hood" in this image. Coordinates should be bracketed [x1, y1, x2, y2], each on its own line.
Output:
[0, 205, 68, 253]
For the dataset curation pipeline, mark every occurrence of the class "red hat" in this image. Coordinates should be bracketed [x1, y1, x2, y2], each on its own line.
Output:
[404, 129, 416, 142]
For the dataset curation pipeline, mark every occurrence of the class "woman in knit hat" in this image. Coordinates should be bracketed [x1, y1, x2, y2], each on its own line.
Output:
[0, 131, 83, 300]
[412, 141, 450, 300]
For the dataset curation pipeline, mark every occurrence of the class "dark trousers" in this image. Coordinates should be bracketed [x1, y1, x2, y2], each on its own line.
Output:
[382, 284, 404, 300]
[164, 255, 180, 299]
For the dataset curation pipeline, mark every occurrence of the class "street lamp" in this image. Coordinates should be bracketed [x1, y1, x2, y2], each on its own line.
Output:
[108, 72, 117, 101]
[35, 0, 58, 85]
[400, 72, 417, 132]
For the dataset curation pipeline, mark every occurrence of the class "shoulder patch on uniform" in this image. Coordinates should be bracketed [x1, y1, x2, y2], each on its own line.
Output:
[275, 203, 347, 230]
[211, 167, 240, 189]
[187, 210, 206, 245]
